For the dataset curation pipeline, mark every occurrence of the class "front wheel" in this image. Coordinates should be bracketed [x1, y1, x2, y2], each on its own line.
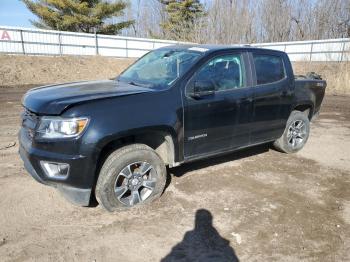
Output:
[273, 110, 310, 153]
[95, 144, 166, 212]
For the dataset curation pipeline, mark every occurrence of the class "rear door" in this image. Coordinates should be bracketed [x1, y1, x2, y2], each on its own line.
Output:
[249, 51, 292, 143]
[183, 51, 254, 159]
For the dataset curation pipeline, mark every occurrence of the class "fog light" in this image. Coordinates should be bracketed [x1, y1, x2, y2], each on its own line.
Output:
[40, 161, 70, 178]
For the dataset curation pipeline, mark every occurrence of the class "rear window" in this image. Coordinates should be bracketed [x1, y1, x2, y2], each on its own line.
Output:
[253, 54, 285, 85]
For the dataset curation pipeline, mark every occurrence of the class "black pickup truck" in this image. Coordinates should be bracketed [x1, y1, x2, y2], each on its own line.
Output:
[19, 45, 326, 211]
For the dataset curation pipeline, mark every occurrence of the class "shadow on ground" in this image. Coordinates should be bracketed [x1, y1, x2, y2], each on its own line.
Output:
[161, 209, 239, 262]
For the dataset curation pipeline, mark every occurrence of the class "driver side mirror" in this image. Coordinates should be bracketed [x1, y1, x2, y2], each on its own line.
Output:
[190, 80, 215, 98]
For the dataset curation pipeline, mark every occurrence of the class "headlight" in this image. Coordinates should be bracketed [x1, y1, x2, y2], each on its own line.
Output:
[37, 117, 89, 139]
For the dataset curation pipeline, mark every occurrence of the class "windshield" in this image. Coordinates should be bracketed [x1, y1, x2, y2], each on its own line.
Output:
[118, 49, 203, 89]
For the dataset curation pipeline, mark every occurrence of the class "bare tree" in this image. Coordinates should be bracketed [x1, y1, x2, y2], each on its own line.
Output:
[124, 0, 165, 38]
[123, 0, 350, 43]
[313, 0, 350, 39]
[259, 0, 293, 42]
[202, 0, 257, 44]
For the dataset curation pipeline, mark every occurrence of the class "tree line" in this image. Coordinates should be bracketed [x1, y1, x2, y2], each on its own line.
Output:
[23, 0, 350, 44]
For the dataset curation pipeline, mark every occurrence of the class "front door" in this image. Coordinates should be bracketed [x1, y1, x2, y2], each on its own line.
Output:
[183, 52, 253, 159]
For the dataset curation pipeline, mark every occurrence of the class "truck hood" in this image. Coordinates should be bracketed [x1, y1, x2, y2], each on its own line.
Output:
[22, 80, 154, 115]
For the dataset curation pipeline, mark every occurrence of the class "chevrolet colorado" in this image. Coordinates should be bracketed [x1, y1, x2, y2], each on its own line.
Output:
[19, 45, 326, 211]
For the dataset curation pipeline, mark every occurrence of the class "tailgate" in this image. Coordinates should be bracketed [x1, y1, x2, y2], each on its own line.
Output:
[295, 77, 327, 115]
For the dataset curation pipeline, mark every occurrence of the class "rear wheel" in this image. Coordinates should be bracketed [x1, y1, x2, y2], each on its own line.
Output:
[273, 110, 310, 153]
[95, 144, 166, 212]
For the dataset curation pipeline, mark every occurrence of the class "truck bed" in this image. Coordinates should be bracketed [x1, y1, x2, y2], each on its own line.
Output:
[295, 74, 327, 118]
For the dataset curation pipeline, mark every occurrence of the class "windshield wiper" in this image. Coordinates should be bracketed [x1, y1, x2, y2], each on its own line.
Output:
[128, 81, 141, 86]
[127, 81, 153, 88]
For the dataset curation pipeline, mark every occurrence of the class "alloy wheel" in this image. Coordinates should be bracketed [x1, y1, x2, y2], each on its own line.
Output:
[114, 161, 156, 206]
[287, 119, 307, 148]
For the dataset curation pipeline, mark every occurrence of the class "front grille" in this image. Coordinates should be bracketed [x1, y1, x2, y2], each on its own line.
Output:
[21, 108, 39, 139]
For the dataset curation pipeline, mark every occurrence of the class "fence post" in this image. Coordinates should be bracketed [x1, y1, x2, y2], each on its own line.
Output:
[340, 41, 346, 62]
[309, 42, 314, 62]
[58, 32, 62, 55]
[19, 30, 25, 54]
[126, 39, 128, 58]
[95, 32, 98, 55]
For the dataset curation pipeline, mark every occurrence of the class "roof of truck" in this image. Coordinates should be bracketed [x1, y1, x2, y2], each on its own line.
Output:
[159, 44, 284, 54]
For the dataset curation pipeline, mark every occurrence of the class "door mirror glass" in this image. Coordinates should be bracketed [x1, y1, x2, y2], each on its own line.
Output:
[192, 80, 215, 98]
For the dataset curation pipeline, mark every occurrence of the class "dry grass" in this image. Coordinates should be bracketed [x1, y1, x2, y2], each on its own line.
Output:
[0, 55, 134, 87]
[293, 62, 350, 95]
[0, 54, 349, 95]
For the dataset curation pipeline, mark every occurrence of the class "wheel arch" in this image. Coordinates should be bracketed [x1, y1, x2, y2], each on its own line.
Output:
[293, 103, 314, 120]
[95, 127, 179, 171]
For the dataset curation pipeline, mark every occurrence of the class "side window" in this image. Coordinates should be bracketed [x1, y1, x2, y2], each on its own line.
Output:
[194, 54, 245, 91]
[253, 54, 285, 85]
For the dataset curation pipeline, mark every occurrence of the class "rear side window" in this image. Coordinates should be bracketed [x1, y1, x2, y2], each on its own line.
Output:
[253, 54, 285, 85]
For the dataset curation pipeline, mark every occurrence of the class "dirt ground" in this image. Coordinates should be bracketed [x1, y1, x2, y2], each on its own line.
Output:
[0, 83, 349, 261]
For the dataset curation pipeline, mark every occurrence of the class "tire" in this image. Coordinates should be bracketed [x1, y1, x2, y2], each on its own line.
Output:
[95, 144, 166, 212]
[273, 110, 310, 154]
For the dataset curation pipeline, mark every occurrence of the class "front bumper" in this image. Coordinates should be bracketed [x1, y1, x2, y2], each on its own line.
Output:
[19, 130, 92, 206]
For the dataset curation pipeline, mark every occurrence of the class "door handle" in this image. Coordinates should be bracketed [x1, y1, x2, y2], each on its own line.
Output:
[281, 90, 288, 97]
[240, 97, 253, 103]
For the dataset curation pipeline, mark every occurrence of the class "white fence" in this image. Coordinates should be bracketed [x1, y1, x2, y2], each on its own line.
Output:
[252, 38, 350, 62]
[0, 26, 182, 58]
[0, 26, 349, 61]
